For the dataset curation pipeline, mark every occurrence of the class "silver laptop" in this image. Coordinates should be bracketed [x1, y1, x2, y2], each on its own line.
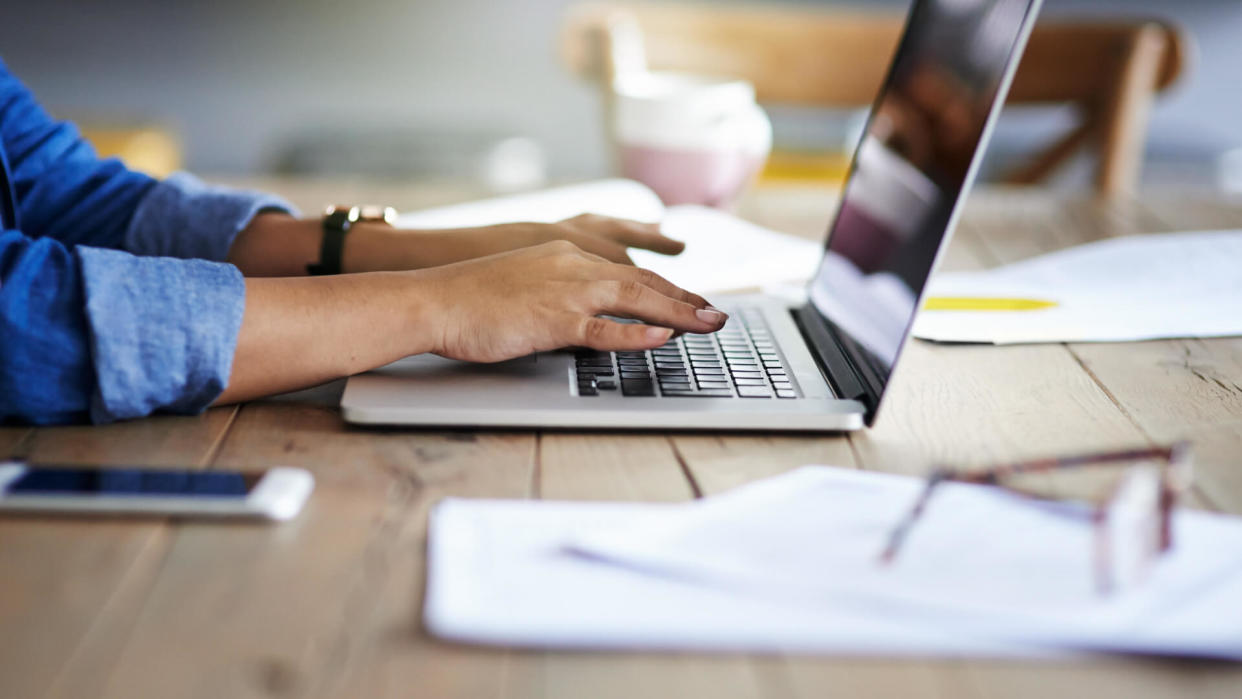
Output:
[342, 0, 1044, 432]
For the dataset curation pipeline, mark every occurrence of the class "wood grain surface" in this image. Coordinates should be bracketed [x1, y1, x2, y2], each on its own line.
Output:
[3, 184, 1242, 698]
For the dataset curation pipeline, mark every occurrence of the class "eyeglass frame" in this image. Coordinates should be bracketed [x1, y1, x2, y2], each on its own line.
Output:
[878, 442, 1194, 594]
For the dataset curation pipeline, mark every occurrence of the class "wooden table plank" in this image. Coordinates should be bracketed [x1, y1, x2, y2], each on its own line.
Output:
[672, 434, 857, 496]
[0, 408, 238, 699]
[538, 433, 697, 502]
[44, 391, 534, 699]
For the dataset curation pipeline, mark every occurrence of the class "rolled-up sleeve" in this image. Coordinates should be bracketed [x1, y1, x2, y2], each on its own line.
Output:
[124, 172, 299, 262]
[0, 230, 246, 425]
[77, 246, 245, 423]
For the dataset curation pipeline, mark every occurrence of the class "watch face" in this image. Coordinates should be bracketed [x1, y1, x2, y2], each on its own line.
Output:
[358, 205, 399, 225]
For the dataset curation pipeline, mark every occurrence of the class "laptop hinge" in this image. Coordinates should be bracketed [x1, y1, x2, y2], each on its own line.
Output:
[792, 303, 884, 423]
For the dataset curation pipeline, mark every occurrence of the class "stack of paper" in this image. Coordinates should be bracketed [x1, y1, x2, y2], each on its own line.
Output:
[397, 179, 823, 294]
[425, 466, 1242, 659]
[915, 230, 1242, 344]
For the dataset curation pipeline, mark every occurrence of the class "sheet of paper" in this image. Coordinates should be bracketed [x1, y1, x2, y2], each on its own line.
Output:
[397, 179, 665, 229]
[424, 497, 1045, 657]
[914, 230, 1242, 344]
[397, 180, 823, 293]
[568, 467, 1242, 659]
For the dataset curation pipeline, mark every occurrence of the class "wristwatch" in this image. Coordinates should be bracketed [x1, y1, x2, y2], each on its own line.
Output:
[307, 205, 399, 276]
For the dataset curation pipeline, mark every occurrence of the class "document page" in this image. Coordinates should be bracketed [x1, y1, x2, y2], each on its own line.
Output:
[424, 496, 1042, 656]
[914, 230, 1242, 344]
[568, 467, 1242, 657]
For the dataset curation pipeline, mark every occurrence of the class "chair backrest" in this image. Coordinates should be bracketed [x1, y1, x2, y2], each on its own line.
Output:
[562, 2, 1188, 198]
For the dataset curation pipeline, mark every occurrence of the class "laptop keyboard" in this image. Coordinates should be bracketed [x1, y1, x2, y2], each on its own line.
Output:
[573, 306, 798, 399]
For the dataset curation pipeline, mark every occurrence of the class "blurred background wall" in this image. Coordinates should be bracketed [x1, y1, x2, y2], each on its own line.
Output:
[1, 0, 1239, 187]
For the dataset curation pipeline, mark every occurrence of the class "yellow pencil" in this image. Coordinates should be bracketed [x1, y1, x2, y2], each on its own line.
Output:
[923, 297, 1058, 312]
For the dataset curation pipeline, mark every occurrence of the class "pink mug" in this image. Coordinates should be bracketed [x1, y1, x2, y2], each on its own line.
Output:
[613, 72, 772, 208]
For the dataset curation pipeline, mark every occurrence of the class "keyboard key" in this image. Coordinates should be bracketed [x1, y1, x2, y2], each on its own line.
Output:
[697, 380, 731, 389]
[738, 386, 774, 398]
[733, 377, 767, 386]
[693, 369, 726, 377]
[660, 383, 693, 392]
[776, 389, 798, 399]
[596, 380, 617, 390]
[664, 389, 734, 398]
[729, 370, 764, 379]
[618, 358, 649, 366]
[620, 371, 652, 380]
[576, 360, 613, 368]
[621, 380, 656, 396]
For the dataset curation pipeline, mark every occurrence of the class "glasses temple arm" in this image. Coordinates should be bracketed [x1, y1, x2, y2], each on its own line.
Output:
[879, 472, 948, 564]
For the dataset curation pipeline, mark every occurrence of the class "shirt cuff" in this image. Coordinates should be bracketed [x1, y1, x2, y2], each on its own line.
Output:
[123, 171, 300, 262]
[77, 246, 246, 423]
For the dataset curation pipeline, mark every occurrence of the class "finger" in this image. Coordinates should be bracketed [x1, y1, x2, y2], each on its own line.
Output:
[572, 314, 675, 352]
[595, 263, 714, 310]
[594, 280, 726, 334]
[569, 235, 635, 265]
[602, 219, 686, 255]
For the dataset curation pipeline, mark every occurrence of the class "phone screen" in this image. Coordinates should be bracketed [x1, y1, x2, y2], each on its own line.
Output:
[4, 468, 264, 498]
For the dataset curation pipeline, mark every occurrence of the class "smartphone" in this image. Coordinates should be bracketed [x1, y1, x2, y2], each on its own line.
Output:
[0, 462, 313, 521]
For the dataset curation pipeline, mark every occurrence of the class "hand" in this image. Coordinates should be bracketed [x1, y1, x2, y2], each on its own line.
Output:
[398, 213, 686, 268]
[411, 240, 726, 363]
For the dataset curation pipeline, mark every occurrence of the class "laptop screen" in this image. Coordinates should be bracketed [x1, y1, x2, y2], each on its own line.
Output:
[807, 0, 1040, 402]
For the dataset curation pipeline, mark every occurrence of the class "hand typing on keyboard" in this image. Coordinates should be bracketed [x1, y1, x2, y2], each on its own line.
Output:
[414, 241, 728, 363]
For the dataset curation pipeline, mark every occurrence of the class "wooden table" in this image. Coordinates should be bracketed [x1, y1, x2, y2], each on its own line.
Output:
[4, 181, 1242, 698]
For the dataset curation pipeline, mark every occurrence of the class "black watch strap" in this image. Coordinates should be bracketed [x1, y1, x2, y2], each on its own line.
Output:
[307, 207, 354, 276]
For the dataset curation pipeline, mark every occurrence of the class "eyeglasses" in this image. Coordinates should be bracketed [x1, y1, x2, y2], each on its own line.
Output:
[879, 442, 1194, 595]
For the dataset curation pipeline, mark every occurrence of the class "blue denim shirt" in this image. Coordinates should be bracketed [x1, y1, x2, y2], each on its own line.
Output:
[0, 59, 296, 424]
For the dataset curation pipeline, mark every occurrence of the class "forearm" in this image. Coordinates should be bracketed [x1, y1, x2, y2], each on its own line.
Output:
[226, 212, 584, 276]
[226, 212, 447, 276]
[213, 271, 434, 404]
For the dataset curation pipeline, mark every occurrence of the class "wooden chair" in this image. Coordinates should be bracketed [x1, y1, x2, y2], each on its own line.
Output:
[562, 3, 1188, 199]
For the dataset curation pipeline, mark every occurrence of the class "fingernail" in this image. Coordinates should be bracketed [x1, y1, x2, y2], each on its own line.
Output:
[647, 326, 674, 341]
[696, 308, 726, 324]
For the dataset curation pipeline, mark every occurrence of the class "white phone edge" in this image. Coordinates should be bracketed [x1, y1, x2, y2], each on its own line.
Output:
[0, 463, 314, 521]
